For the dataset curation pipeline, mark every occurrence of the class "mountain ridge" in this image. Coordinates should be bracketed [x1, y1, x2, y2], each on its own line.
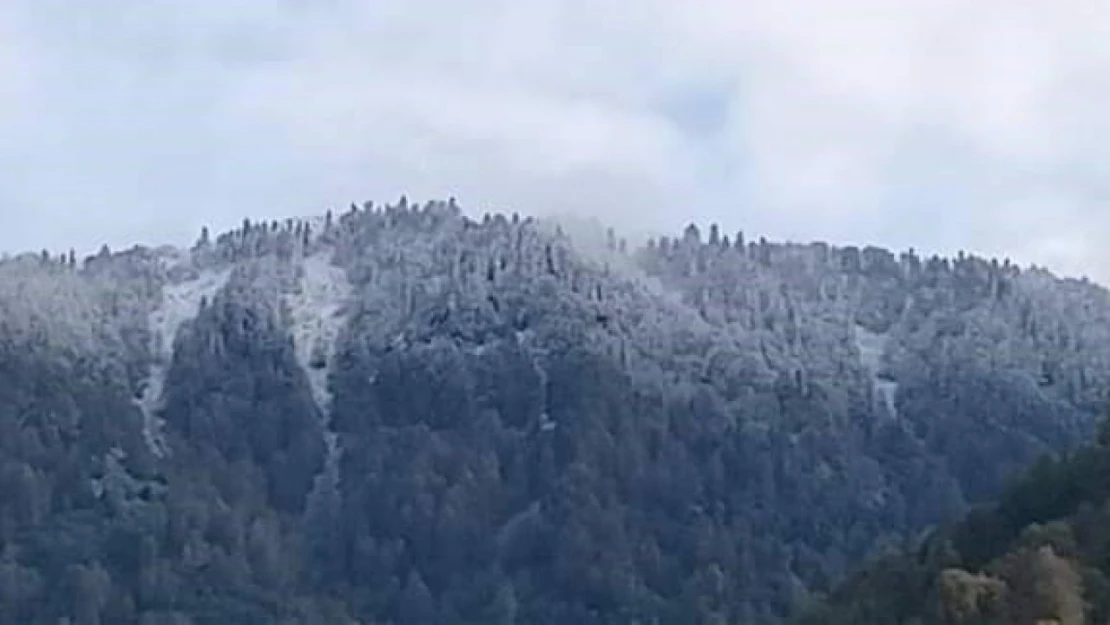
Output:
[0, 197, 1108, 623]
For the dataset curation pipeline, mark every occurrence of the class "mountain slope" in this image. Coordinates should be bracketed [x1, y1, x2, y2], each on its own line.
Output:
[0, 198, 1107, 624]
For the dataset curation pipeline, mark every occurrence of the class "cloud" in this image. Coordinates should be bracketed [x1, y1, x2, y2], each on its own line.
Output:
[0, 5, 38, 123]
[0, 0, 1107, 283]
[686, 0, 1110, 278]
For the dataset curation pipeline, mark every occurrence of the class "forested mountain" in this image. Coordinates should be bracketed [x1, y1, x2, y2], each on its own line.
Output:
[0, 197, 1108, 624]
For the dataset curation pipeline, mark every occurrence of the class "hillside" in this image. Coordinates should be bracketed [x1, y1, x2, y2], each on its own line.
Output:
[0, 197, 1108, 624]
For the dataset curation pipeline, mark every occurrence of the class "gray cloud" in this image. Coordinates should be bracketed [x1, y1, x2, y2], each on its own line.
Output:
[1, 0, 1107, 284]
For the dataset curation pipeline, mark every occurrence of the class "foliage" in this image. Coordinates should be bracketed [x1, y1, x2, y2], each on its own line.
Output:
[795, 433, 1110, 624]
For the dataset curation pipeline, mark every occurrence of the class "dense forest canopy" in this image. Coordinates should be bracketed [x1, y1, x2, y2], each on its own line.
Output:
[795, 414, 1110, 625]
[0, 198, 1107, 624]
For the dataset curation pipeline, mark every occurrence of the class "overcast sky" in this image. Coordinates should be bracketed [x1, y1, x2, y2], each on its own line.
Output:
[2, 1, 1108, 283]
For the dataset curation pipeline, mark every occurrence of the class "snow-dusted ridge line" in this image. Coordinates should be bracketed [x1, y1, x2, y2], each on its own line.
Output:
[136, 259, 231, 457]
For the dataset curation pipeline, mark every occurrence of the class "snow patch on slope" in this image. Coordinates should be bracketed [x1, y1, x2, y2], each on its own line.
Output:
[137, 265, 231, 457]
[854, 324, 899, 419]
[287, 253, 350, 419]
[515, 329, 556, 432]
[285, 253, 351, 500]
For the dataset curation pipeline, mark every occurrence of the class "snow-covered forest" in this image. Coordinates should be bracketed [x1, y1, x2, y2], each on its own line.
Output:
[0, 197, 1108, 624]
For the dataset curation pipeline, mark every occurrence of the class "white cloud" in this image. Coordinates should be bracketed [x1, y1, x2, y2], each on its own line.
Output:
[0, 0, 1108, 283]
[0, 6, 37, 122]
[662, 0, 1110, 280]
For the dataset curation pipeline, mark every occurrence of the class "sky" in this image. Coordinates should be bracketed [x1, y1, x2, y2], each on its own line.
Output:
[1, 1, 1109, 284]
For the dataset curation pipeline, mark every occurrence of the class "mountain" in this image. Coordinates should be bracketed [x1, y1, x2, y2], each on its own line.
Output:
[0, 197, 1108, 624]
